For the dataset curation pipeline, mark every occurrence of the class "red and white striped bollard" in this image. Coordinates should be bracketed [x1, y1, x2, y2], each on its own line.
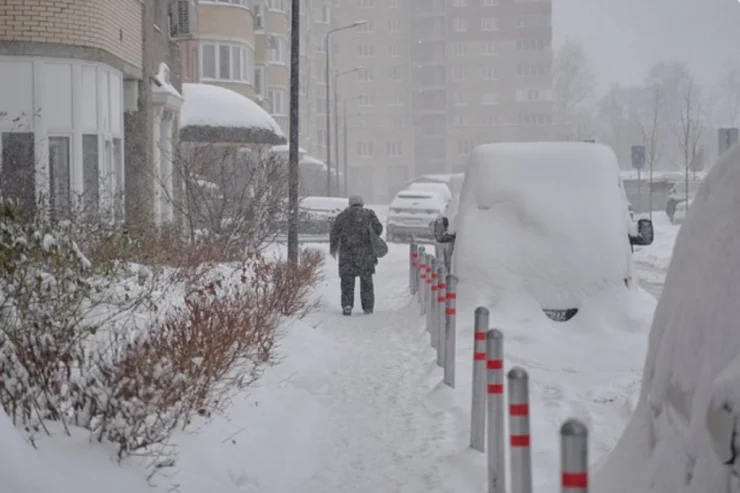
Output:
[443, 274, 457, 388]
[486, 329, 505, 493]
[508, 367, 532, 493]
[560, 418, 589, 493]
[470, 306, 489, 452]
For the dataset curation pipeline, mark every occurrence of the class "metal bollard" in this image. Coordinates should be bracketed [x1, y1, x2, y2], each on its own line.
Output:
[409, 243, 419, 295]
[471, 306, 489, 452]
[425, 253, 433, 322]
[429, 259, 439, 346]
[419, 248, 427, 314]
[560, 419, 589, 493]
[508, 367, 533, 493]
[436, 264, 446, 367]
[486, 329, 505, 493]
[443, 274, 457, 388]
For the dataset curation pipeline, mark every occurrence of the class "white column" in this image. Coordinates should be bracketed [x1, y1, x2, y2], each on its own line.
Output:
[152, 106, 163, 226]
[160, 110, 174, 224]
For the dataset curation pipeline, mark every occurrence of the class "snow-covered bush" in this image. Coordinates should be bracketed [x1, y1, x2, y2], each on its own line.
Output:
[0, 203, 323, 468]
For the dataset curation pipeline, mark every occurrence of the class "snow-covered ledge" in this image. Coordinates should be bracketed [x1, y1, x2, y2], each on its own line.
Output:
[152, 63, 183, 226]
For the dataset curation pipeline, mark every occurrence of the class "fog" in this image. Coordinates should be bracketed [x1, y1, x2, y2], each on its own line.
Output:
[555, 0, 740, 91]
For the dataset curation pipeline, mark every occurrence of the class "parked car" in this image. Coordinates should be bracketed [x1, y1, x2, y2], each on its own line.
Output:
[277, 196, 348, 236]
[665, 180, 701, 221]
[387, 190, 447, 243]
[405, 182, 453, 203]
[297, 196, 348, 235]
[432, 141, 654, 327]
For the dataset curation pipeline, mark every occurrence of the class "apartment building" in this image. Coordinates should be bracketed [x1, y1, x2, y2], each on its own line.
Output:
[333, 0, 414, 203]
[0, 0, 182, 226]
[330, 0, 561, 202]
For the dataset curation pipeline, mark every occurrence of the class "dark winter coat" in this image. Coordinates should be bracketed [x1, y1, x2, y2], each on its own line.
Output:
[329, 205, 383, 277]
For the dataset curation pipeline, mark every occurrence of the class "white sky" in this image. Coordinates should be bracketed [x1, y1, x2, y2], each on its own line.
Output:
[553, 0, 740, 93]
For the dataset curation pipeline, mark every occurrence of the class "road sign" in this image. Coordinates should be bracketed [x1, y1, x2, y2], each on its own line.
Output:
[718, 128, 739, 156]
[631, 145, 645, 170]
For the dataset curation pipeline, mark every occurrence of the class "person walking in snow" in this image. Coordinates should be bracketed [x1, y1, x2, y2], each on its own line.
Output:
[329, 195, 383, 316]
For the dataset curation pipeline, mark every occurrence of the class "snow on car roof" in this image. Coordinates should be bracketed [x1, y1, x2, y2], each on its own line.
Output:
[453, 141, 631, 309]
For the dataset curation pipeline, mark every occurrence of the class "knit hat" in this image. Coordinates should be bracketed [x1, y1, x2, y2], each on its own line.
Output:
[349, 195, 364, 207]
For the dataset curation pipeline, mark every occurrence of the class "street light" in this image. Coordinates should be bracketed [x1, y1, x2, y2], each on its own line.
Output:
[334, 66, 363, 196]
[325, 20, 367, 197]
[343, 96, 363, 197]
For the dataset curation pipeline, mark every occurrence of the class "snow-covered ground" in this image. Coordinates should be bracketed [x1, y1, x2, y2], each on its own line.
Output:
[1, 203, 687, 493]
[632, 212, 681, 299]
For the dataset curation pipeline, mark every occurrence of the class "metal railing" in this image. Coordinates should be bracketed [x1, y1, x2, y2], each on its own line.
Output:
[408, 242, 590, 493]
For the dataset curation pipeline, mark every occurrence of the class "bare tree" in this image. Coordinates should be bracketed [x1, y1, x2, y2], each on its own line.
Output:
[163, 143, 292, 260]
[636, 83, 664, 214]
[553, 38, 596, 137]
[674, 76, 705, 205]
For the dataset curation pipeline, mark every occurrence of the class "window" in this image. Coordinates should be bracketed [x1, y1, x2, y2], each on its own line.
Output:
[481, 0, 497, 5]
[357, 142, 373, 158]
[357, 21, 373, 32]
[458, 139, 474, 155]
[254, 66, 265, 94]
[390, 0, 400, 6]
[518, 113, 552, 125]
[452, 67, 467, 81]
[482, 42, 497, 56]
[48, 136, 71, 217]
[515, 88, 553, 101]
[357, 44, 374, 57]
[358, 68, 374, 82]
[390, 67, 402, 80]
[254, 3, 263, 29]
[0, 132, 35, 214]
[515, 39, 551, 51]
[452, 0, 466, 6]
[482, 66, 497, 80]
[82, 135, 99, 215]
[515, 14, 551, 28]
[269, 89, 288, 116]
[359, 93, 373, 106]
[452, 18, 467, 32]
[316, 35, 327, 52]
[389, 19, 401, 32]
[386, 141, 402, 157]
[268, 0, 285, 12]
[452, 42, 467, 57]
[201, 0, 251, 5]
[268, 36, 289, 64]
[201, 42, 254, 83]
[389, 91, 403, 106]
[481, 18, 497, 31]
[453, 92, 467, 106]
[359, 0, 373, 6]
[388, 44, 401, 57]
[316, 4, 331, 23]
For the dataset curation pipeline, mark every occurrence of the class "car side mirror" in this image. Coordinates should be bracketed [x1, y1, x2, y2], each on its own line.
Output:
[630, 218, 654, 246]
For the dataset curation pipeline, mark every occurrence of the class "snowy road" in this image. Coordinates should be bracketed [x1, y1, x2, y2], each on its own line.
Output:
[636, 261, 668, 300]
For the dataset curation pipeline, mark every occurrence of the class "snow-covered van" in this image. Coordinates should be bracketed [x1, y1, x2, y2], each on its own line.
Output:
[433, 141, 654, 326]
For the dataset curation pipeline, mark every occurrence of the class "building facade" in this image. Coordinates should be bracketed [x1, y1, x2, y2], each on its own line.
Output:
[334, 0, 560, 202]
[0, 0, 182, 226]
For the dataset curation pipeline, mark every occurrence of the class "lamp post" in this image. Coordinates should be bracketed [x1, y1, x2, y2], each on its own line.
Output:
[343, 98, 363, 197]
[287, 0, 300, 263]
[325, 21, 367, 197]
[334, 67, 362, 196]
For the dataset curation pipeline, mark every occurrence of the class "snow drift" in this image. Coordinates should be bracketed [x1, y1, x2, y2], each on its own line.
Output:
[593, 143, 740, 492]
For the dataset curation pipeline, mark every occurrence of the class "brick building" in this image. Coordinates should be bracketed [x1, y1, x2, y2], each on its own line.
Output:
[0, 0, 182, 226]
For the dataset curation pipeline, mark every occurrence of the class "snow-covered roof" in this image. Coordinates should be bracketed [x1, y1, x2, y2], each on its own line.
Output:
[594, 142, 740, 492]
[179, 83, 285, 145]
